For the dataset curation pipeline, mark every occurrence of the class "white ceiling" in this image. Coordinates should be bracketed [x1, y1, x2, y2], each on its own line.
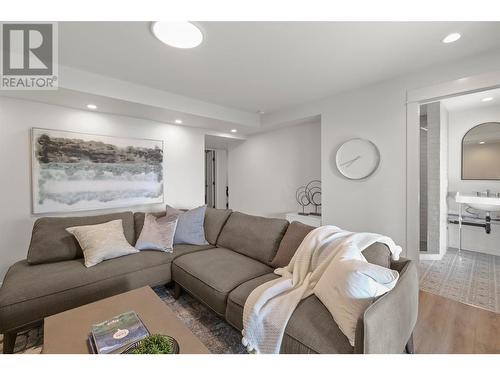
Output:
[0, 88, 252, 134]
[205, 134, 243, 150]
[59, 22, 500, 114]
[441, 87, 500, 112]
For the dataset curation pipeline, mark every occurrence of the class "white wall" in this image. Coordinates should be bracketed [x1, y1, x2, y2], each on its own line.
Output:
[447, 104, 500, 255]
[320, 84, 408, 246]
[0, 97, 206, 281]
[2, 51, 500, 280]
[228, 122, 321, 218]
[447, 104, 500, 204]
[263, 50, 500, 258]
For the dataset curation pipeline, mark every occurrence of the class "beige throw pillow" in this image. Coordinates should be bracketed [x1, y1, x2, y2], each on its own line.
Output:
[66, 219, 138, 267]
[314, 258, 399, 346]
[135, 213, 178, 252]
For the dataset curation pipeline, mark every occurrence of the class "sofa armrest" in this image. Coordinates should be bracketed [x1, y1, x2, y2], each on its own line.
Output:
[355, 258, 419, 354]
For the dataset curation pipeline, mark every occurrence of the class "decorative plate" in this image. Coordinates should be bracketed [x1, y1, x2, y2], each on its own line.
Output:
[335, 138, 380, 180]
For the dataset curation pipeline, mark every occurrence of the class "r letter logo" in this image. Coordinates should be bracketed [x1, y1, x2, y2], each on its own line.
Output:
[1, 22, 58, 90]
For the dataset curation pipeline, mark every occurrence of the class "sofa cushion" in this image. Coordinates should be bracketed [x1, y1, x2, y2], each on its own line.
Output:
[133, 211, 166, 243]
[270, 227, 391, 270]
[172, 243, 214, 257]
[204, 208, 232, 245]
[225, 274, 353, 354]
[226, 273, 279, 330]
[314, 257, 399, 346]
[166, 205, 209, 246]
[216, 212, 289, 265]
[135, 213, 178, 252]
[0, 243, 214, 332]
[27, 211, 135, 265]
[0, 253, 168, 332]
[172, 248, 272, 315]
[280, 295, 354, 354]
[135, 208, 232, 246]
[271, 221, 315, 268]
[66, 219, 139, 267]
[363, 242, 391, 268]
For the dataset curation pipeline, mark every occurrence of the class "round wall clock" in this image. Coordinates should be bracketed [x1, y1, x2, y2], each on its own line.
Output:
[335, 138, 380, 180]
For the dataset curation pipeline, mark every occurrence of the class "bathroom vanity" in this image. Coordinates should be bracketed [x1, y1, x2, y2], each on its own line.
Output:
[453, 192, 500, 252]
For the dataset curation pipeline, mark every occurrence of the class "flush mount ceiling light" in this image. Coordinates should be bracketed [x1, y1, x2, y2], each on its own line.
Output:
[87, 104, 97, 110]
[174, 119, 183, 124]
[442, 32, 461, 44]
[151, 22, 203, 49]
[230, 129, 237, 133]
[479, 141, 486, 144]
[481, 97, 494, 102]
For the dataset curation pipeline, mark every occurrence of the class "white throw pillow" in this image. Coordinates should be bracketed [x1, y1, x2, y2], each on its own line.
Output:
[135, 213, 178, 252]
[314, 258, 399, 346]
[66, 219, 138, 267]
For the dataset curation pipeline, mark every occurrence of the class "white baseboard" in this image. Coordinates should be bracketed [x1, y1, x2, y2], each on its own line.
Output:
[419, 252, 444, 261]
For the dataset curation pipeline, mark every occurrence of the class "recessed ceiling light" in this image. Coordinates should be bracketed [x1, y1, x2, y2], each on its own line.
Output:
[481, 97, 494, 102]
[87, 104, 97, 110]
[174, 119, 183, 124]
[442, 32, 461, 44]
[151, 22, 203, 49]
[479, 141, 486, 144]
[230, 129, 237, 133]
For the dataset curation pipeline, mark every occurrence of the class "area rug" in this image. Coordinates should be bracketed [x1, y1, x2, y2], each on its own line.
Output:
[0, 284, 246, 354]
[419, 248, 500, 313]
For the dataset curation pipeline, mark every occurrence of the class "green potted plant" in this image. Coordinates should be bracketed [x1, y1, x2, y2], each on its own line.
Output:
[125, 334, 179, 354]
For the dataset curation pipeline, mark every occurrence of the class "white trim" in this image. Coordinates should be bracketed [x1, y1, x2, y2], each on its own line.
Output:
[406, 70, 500, 262]
[419, 252, 444, 261]
[405, 101, 420, 261]
[407, 70, 500, 104]
[59, 65, 261, 128]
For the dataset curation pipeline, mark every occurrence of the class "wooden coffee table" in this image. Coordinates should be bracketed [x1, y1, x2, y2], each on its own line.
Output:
[43, 286, 209, 354]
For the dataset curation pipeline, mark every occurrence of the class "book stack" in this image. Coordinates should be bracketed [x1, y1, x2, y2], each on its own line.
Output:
[88, 311, 150, 354]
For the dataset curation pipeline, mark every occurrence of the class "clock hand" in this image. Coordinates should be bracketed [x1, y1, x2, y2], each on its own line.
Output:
[340, 155, 361, 167]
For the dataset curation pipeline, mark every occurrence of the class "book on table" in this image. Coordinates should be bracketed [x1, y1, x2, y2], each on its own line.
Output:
[89, 311, 149, 354]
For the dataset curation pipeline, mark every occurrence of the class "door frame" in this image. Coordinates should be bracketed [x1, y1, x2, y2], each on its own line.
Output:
[205, 149, 216, 208]
[405, 70, 500, 261]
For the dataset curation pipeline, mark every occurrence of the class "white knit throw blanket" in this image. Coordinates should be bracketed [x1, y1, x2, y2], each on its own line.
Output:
[241, 225, 402, 354]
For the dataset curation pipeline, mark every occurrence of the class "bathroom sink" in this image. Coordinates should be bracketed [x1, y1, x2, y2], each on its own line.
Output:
[455, 192, 500, 212]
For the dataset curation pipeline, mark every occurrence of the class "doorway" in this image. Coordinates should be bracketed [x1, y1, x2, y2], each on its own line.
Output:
[205, 150, 217, 208]
[205, 135, 232, 209]
[407, 73, 500, 313]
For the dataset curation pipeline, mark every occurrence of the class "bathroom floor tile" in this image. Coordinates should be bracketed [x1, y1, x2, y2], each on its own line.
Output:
[419, 248, 500, 313]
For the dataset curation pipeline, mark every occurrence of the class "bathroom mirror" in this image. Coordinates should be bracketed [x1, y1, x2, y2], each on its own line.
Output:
[462, 122, 500, 180]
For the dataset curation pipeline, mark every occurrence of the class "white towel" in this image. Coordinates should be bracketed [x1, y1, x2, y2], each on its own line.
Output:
[241, 225, 401, 354]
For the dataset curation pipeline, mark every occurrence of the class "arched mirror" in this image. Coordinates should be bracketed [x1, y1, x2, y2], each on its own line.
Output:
[462, 122, 500, 180]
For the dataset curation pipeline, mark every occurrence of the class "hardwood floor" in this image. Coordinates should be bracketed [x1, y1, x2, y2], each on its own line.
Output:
[414, 290, 500, 353]
[1, 289, 498, 354]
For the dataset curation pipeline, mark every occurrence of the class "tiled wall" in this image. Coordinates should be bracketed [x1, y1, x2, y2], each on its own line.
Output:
[419, 115, 428, 249]
[421, 102, 448, 255]
[427, 103, 442, 254]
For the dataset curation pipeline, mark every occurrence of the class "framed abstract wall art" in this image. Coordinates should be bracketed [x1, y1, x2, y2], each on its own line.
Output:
[31, 128, 164, 214]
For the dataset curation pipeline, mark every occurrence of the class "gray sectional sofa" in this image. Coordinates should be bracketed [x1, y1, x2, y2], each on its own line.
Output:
[0, 208, 418, 354]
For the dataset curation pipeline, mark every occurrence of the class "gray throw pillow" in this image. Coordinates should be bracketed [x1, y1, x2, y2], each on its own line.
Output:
[166, 205, 208, 245]
[135, 213, 178, 252]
